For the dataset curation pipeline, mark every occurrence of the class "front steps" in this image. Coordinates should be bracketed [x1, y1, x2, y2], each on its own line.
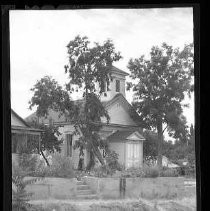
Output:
[76, 180, 98, 200]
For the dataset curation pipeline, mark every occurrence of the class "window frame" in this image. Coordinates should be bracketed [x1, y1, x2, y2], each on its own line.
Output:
[66, 133, 73, 157]
[116, 79, 120, 92]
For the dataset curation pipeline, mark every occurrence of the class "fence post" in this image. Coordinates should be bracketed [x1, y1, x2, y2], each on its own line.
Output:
[119, 176, 126, 199]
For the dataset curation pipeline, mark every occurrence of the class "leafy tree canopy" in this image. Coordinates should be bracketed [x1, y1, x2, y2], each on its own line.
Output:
[64, 35, 122, 169]
[29, 76, 73, 118]
[127, 42, 194, 167]
[29, 35, 122, 169]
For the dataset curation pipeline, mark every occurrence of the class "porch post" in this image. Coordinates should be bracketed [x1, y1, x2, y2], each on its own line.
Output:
[24, 133, 27, 149]
[38, 134, 41, 154]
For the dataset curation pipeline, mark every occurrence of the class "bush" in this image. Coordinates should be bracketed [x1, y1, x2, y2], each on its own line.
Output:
[12, 162, 43, 211]
[143, 165, 159, 178]
[92, 165, 111, 177]
[122, 167, 145, 178]
[17, 153, 39, 175]
[34, 153, 75, 178]
[105, 151, 121, 172]
[160, 168, 179, 177]
[184, 165, 196, 177]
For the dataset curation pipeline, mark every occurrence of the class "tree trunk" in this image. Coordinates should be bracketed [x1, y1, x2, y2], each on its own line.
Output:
[92, 144, 106, 166]
[87, 135, 105, 167]
[157, 118, 163, 169]
[40, 149, 50, 167]
[86, 150, 95, 170]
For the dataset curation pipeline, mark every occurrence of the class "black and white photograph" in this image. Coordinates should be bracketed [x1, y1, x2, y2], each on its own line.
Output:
[9, 7, 196, 211]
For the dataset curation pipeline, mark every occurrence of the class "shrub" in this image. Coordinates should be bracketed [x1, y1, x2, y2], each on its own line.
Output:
[105, 150, 121, 172]
[92, 165, 110, 177]
[12, 162, 43, 211]
[160, 168, 179, 177]
[122, 167, 145, 178]
[17, 153, 39, 175]
[34, 153, 75, 178]
[184, 165, 196, 177]
[143, 165, 159, 178]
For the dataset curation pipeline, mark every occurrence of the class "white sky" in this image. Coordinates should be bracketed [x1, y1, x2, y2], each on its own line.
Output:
[9, 8, 194, 132]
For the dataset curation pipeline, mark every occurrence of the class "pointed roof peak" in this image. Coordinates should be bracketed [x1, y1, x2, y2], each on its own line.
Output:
[111, 66, 129, 76]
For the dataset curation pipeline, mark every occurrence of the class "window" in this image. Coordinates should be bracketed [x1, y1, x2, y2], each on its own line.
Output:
[11, 133, 18, 153]
[66, 134, 73, 157]
[116, 80, 120, 92]
[12, 134, 27, 153]
[101, 80, 108, 93]
[101, 82, 106, 92]
[27, 134, 40, 153]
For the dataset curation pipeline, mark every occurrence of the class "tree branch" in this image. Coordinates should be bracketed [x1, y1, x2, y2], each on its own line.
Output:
[161, 125, 168, 135]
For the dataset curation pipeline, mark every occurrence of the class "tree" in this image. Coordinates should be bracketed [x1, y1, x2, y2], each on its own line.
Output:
[28, 76, 69, 166]
[142, 130, 158, 164]
[29, 35, 122, 169]
[27, 121, 63, 166]
[64, 35, 122, 169]
[186, 124, 195, 165]
[12, 149, 43, 211]
[127, 42, 194, 168]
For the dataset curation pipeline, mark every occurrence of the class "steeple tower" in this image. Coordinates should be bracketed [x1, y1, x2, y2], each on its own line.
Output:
[100, 66, 129, 101]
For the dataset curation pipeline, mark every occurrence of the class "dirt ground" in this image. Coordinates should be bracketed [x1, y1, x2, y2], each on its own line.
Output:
[29, 177, 197, 210]
[30, 196, 196, 211]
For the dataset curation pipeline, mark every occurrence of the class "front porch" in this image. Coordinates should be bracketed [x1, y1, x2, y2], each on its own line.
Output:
[11, 126, 42, 164]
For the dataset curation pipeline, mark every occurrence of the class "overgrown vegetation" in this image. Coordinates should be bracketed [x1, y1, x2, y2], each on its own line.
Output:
[159, 168, 179, 177]
[29, 35, 123, 170]
[34, 153, 75, 178]
[127, 43, 194, 168]
[27, 120, 63, 166]
[12, 150, 43, 211]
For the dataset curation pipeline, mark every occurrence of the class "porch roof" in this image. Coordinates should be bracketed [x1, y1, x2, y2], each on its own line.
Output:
[11, 125, 43, 135]
[107, 130, 145, 142]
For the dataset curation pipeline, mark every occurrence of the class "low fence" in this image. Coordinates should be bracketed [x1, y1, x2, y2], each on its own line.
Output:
[25, 176, 185, 200]
[25, 177, 77, 200]
[84, 176, 185, 200]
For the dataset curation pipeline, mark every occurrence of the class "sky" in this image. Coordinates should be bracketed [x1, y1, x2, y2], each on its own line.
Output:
[9, 8, 194, 131]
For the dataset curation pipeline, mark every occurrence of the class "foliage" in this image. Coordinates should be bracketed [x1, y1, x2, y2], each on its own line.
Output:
[143, 130, 158, 162]
[65, 35, 122, 168]
[17, 151, 38, 174]
[183, 165, 196, 177]
[122, 167, 145, 178]
[12, 162, 42, 211]
[127, 43, 194, 167]
[29, 35, 122, 169]
[159, 168, 179, 177]
[40, 203, 79, 211]
[162, 125, 195, 169]
[29, 76, 73, 118]
[27, 121, 64, 166]
[92, 165, 111, 178]
[143, 165, 159, 178]
[34, 153, 75, 178]
[105, 150, 121, 172]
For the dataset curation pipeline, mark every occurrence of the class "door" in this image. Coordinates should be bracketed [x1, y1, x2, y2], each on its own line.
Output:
[126, 142, 140, 168]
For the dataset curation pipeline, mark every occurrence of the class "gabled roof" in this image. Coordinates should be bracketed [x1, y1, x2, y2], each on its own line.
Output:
[111, 66, 129, 76]
[11, 109, 30, 127]
[11, 109, 43, 134]
[103, 93, 145, 127]
[25, 109, 67, 124]
[25, 94, 145, 128]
